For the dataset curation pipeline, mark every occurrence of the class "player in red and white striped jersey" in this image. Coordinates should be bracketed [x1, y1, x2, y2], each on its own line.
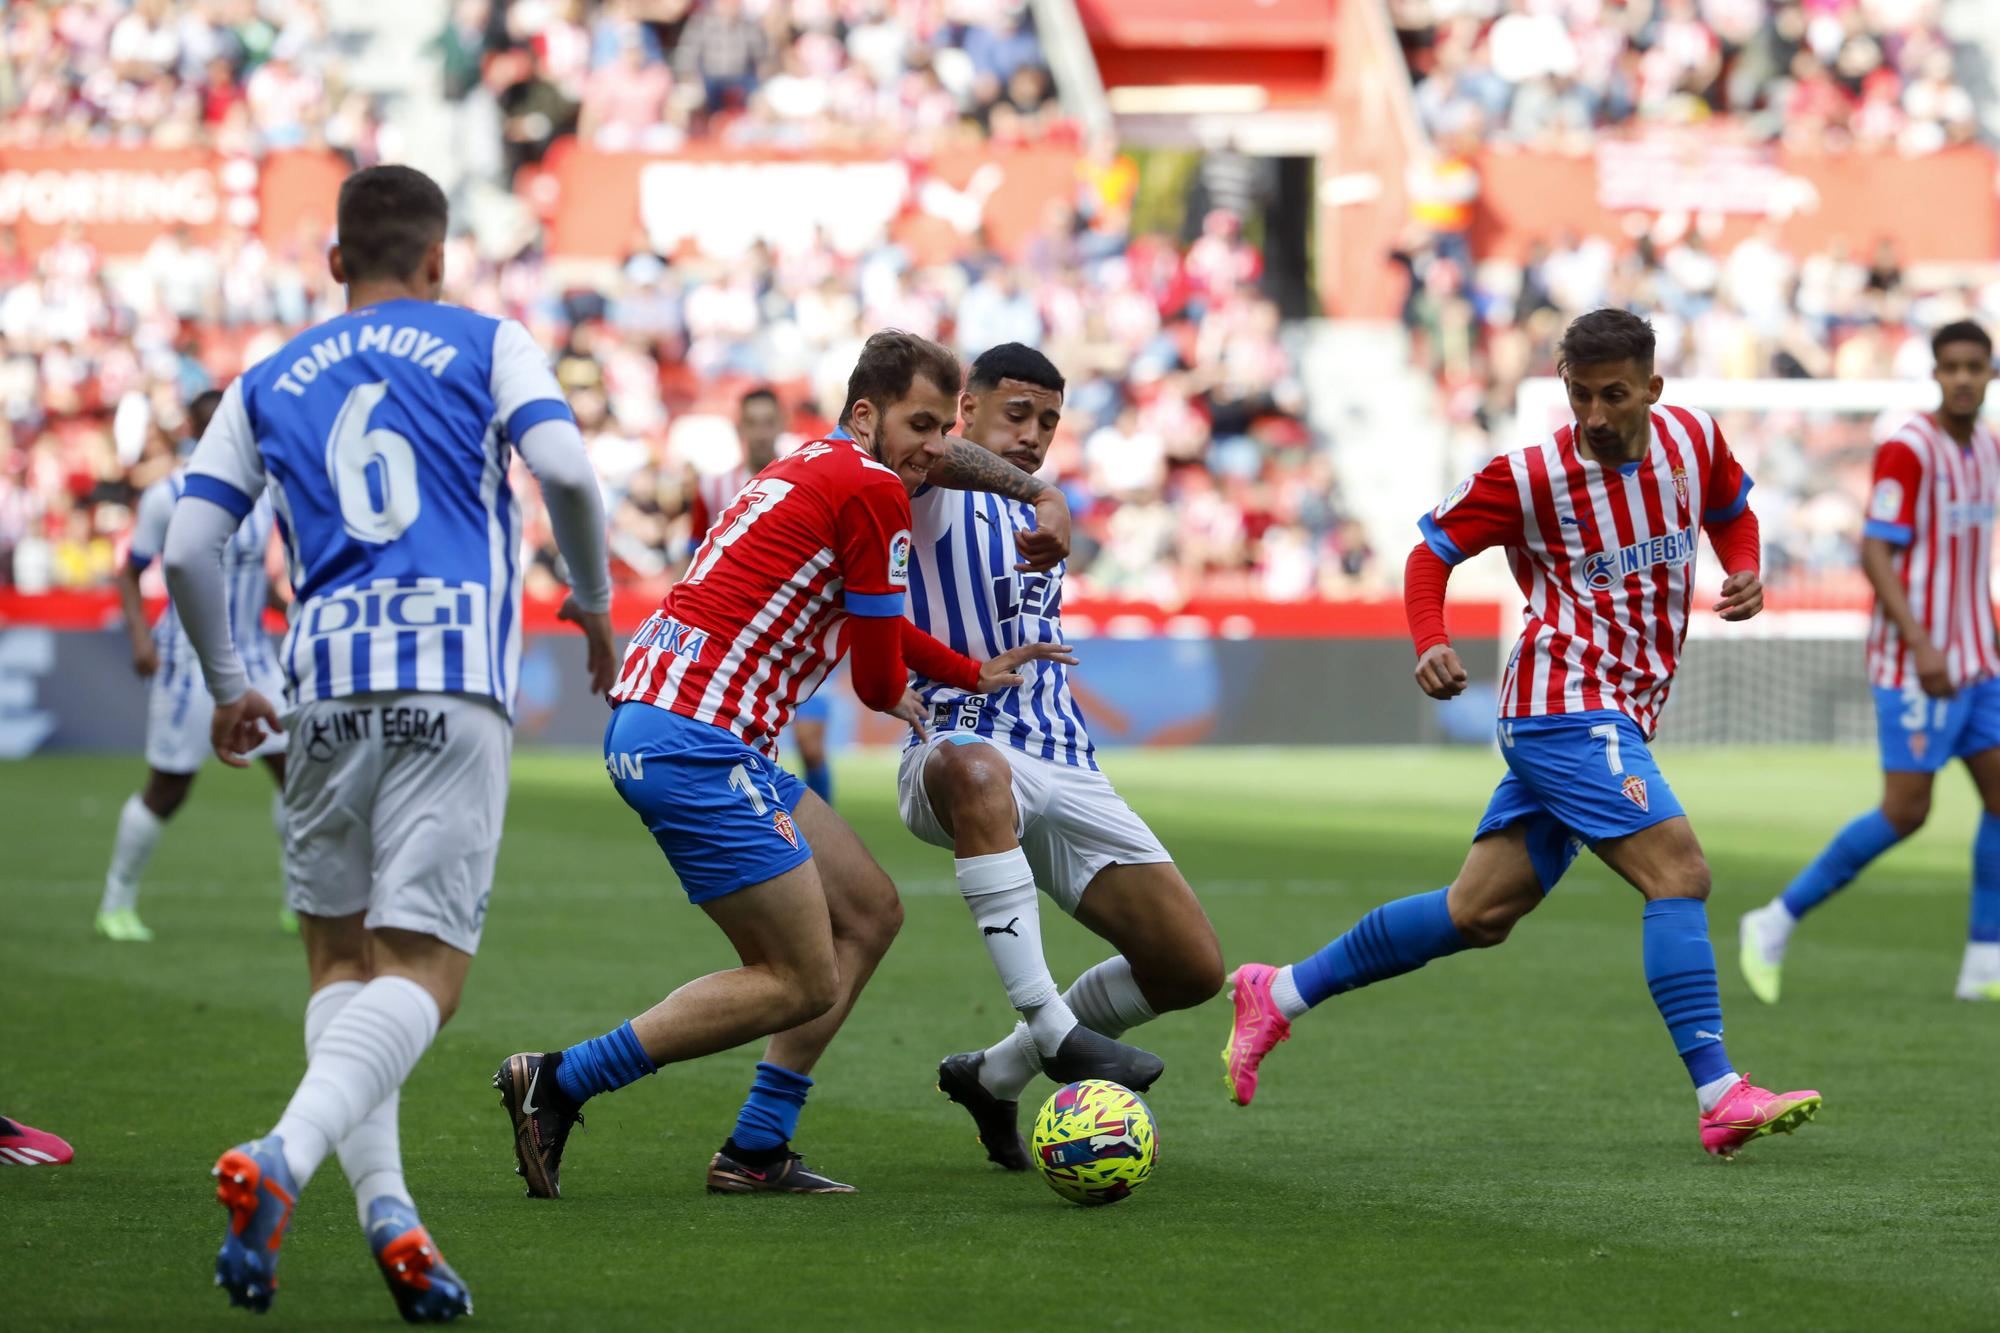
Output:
[497, 332, 1075, 1198]
[1227, 310, 1821, 1159]
[1746, 321, 2000, 1003]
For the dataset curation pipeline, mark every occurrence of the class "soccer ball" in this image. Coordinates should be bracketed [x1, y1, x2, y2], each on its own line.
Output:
[1030, 1079, 1156, 1206]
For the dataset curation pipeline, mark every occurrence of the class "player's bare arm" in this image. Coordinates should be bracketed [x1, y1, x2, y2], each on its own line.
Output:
[926, 435, 1071, 571]
[1861, 535, 1950, 696]
[114, 559, 159, 678]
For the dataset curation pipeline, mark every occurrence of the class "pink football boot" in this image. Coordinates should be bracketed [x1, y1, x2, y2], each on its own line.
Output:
[1223, 963, 1292, 1107]
[0, 1115, 73, 1166]
[1699, 1077, 1822, 1159]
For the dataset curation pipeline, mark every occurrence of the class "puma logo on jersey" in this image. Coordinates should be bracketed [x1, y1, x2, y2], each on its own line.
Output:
[982, 917, 1022, 937]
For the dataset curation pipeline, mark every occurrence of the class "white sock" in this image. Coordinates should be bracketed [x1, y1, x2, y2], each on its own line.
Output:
[1062, 956, 1155, 1039]
[976, 1023, 1041, 1101]
[956, 849, 1076, 1055]
[273, 975, 439, 1187]
[1696, 1072, 1742, 1114]
[1271, 964, 1311, 1020]
[304, 981, 413, 1226]
[1962, 942, 2000, 977]
[100, 794, 163, 914]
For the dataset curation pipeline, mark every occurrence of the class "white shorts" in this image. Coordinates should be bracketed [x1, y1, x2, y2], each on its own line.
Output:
[145, 660, 288, 774]
[897, 734, 1171, 915]
[283, 692, 512, 956]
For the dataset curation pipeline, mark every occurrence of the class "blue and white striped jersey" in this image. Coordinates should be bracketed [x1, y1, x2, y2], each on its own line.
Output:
[904, 484, 1096, 769]
[130, 470, 278, 687]
[181, 299, 574, 714]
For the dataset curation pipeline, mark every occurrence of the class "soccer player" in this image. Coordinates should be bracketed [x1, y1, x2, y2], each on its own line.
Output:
[1224, 309, 1824, 1160]
[166, 165, 615, 1318]
[1742, 320, 2000, 1002]
[495, 331, 1073, 1196]
[97, 389, 290, 943]
[686, 386, 837, 804]
[903, 343, 1223, 1170]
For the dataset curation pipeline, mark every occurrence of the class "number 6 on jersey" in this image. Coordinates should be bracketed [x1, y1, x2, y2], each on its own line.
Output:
[327, 380, 422, 544]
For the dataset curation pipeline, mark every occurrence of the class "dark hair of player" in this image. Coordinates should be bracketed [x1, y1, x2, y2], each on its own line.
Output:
[1932, 319, 1993, 361]
[967, 343, 1065, 396]
[740, 385, 780, 411]
[1557, 308, 1656, 376]
[336, 165, 449, 285]
[838, 330, 962, 426]
[187, 388, 224, 434]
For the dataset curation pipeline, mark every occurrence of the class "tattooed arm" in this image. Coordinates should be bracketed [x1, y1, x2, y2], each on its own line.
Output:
[925, 436, 1071, 571]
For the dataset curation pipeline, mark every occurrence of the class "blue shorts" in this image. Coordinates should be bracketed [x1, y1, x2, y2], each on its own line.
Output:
[792, 693, 831, 725]
[1474, 711, 1685, 892]
[603, 703, 811, 903]
[1873, 677, 2000, 773]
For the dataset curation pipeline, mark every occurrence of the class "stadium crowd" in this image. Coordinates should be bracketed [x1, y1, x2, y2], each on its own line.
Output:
[1392, 0, 1977, 153]
[2, 0, 1992, 605]
[0, 0, 1340, 602]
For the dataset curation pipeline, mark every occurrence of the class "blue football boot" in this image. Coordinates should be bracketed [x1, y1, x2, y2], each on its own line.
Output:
[212, 1135, 298, 1313]
[367, 1196, 473, 1323]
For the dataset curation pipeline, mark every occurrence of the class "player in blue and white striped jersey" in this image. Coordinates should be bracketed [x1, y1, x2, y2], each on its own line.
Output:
[96, 390, 292, 944]
[898, 344, 1224, 1170]
[164, 165, 614, 1321]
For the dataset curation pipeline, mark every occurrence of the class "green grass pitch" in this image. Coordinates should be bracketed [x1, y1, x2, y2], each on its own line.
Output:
[6, 746, 1999, 1330]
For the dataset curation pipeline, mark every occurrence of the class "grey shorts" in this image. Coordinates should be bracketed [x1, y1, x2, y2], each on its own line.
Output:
[283, 692, 512, 955]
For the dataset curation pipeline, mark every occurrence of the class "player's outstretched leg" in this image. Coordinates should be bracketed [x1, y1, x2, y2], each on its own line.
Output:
[500, 855, 848, 1198]
[944, 861, 1221, 1171]
[1741, 770, 1928, 1003]
[1597, 818, 1822, 1159]
[1225, 827, 1538, 1107]
[96, 771, 192, 942]
[709, 792, 903, 1194]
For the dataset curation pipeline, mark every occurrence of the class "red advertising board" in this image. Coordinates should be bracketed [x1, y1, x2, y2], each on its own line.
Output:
[0, 145, 346, 257]
[1472, 141, 1999, 263]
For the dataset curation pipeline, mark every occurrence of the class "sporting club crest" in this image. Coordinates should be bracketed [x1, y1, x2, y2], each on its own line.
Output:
[1620, 774, 1649, 812]
[1909, 732, 1929, 761]
[772, 809, 800, 848]
[1671, 466, 1689, 509]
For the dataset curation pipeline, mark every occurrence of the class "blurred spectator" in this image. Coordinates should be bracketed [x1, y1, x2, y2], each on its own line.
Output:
[674, 0, 767, 116]
[1393, 0, 1977, 151]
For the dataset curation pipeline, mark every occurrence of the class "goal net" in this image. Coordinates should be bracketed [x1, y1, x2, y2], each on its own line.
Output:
[1509, 377, 1991, 747]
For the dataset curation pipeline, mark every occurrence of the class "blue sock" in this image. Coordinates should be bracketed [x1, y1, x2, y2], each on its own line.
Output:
[804, 762, 833, 805]
[1643, 898, 1734, 1089]
[554, 1021, 656, 1105]
[1292, 888, 1468, 1008]
[730, 1062, 814, 1152]
[1973, 814, 2000, 943]
[1779, 809, 1902, 920]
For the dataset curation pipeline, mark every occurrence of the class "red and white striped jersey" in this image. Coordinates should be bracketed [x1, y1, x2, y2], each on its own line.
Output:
[1420, 405, 1753, 737]
[1863, 414, 2000, 690]
[613, 438, 913, 754]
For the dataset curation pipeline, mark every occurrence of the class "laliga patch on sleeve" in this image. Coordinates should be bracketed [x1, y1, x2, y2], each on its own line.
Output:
[888, 529, 912, 587]
[1869, 477, 1904, 523]
[1434, 475, 1474, 519]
